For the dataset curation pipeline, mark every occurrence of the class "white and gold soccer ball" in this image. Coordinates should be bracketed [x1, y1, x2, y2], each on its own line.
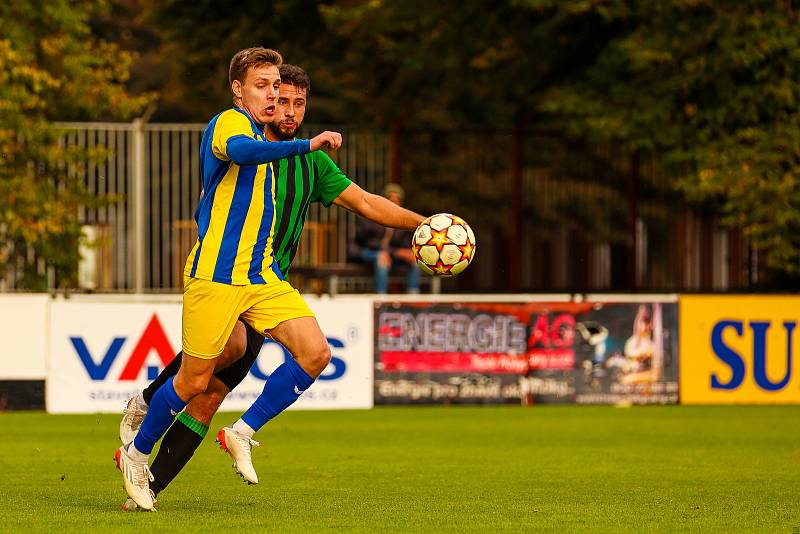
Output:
[412, 213, 476, 277]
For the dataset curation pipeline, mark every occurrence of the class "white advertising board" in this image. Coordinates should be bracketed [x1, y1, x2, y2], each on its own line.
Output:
[46, 296, 373, 413]
[0, 294, 49, 379]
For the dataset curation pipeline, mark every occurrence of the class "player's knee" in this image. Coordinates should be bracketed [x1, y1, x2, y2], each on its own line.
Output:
[176, 373, 212, 398]
[302, 341, 331, 378]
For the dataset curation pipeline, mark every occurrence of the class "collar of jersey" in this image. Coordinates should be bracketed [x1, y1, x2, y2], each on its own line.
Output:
[232, 106, 265, 139]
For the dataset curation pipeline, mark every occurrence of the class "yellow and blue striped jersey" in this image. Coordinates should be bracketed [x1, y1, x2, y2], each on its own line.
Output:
[185, 107, 311, 285]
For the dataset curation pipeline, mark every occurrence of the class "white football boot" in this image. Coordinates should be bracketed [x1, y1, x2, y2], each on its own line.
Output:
[119, 396, 148, 445]
[115, 446, 155, 511]
[216, 427, 261, 484]
[122, 497, 156, 512]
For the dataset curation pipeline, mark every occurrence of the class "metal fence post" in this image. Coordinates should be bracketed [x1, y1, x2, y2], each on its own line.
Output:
[131, 118, 146, 293]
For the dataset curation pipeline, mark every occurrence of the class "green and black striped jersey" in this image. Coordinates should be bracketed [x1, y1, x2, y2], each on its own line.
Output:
[271, 150, 352, 276]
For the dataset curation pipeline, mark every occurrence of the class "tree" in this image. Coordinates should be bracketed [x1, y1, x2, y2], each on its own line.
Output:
[317, 0, 800, 281]
[527, 0, 800, 276]
[128, 0, 345, 122]
[52, 0, 798, 286]
[319, 0, 547, 128]
[0, 0, 151, 289]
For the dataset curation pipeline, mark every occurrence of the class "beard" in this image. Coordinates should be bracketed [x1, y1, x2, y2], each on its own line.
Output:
[266, 121, 299, 140]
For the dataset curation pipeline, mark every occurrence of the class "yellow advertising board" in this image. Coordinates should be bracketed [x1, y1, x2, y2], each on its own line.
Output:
[680, 295, 800, 404]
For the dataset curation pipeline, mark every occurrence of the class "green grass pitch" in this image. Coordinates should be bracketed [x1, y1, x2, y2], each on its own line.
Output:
[1, 406, 798, 532]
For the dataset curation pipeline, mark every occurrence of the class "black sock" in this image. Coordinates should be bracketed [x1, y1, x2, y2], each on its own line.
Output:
[149, 412, 207, 496]
[142, 352, 183, 405]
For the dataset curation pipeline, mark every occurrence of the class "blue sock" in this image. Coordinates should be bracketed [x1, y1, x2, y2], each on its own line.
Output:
[241, 358, 315, 432]
[133, 376, 187, 455]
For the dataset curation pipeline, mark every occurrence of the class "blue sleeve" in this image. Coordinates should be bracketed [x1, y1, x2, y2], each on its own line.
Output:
[226, 135, 311, 165]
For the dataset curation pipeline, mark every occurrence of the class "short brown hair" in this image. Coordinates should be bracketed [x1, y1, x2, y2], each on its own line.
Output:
[229, 47, 283, 86]
[278, 64, 311, 94]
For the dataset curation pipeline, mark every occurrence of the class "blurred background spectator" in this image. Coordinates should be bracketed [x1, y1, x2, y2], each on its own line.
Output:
[349, 184, 420, 294]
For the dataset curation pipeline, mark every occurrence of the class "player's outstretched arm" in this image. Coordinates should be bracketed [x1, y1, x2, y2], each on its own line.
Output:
[226, 136, 311, 166]
[225, 131, 341, 166]
[333, 183, 425, 230]
[214, 109, 340, 165]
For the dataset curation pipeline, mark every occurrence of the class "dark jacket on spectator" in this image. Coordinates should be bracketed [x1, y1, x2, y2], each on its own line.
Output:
[349, 219, 412, 260]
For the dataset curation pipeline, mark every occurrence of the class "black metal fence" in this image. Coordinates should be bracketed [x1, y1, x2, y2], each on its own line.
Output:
[0, 121, 760, 293]
[398, 127, 758, 293]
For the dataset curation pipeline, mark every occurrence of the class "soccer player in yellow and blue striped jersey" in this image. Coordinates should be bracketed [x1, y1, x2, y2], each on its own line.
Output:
[115, 47, 344, 510]
[215, 64, 429, 484]
[119, 64, 433, 509]
[116, 53, 428, 510]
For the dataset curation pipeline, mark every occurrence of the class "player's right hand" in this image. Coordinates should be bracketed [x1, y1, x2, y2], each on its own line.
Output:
[310, 131, 342, 152]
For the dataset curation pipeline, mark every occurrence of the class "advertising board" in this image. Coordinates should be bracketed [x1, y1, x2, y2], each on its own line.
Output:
[375, 300, 679, 405]
[46, 296, 373, 413]
[0, 294, 49, 379]
[681, 295, 800, 404]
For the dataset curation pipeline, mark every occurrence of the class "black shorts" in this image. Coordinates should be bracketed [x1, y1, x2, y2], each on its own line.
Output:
[213, 321, 265, 391]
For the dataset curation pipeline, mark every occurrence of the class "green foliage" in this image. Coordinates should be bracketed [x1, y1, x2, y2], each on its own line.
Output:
[315, 0, 800, 277]
[533, 0, 800, 274]
[317, 1, 655, 250]
[17, 0, 794, 283]
[319, 0, 547, 128]
[134, 0, 344, 121]
[0, 0, 151, 289]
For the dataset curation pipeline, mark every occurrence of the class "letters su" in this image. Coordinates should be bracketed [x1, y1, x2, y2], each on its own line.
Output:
[71, 314, 346, 382]
[711, 320, 796, 391]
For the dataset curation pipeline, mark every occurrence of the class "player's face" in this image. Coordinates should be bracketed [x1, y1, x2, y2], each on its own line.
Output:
[267, 83, 308, 140]
[232, 64, 281, 125]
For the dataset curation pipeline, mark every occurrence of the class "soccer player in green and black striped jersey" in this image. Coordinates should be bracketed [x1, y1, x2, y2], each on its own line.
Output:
[119, 64, 427, 510]
[265, 66, 354, 277]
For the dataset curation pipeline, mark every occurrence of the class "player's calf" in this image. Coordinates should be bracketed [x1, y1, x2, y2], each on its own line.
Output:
[185, 382, 227, 425]
[148, 378, 230, 498]
[217, 354, 318, 484]
[215, 318, 327, 484]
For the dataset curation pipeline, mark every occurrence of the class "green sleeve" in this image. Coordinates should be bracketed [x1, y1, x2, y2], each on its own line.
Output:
[311, 151, 353, 207]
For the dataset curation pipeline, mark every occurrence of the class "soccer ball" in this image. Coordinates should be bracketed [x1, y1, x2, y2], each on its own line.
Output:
[412, 213, 476, 276]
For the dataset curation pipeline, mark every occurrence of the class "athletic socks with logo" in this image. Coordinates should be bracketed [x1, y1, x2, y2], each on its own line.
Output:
[239, 357, 314, 433]
[133, 376, 187, 455]
[149, 412, 207, 496]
